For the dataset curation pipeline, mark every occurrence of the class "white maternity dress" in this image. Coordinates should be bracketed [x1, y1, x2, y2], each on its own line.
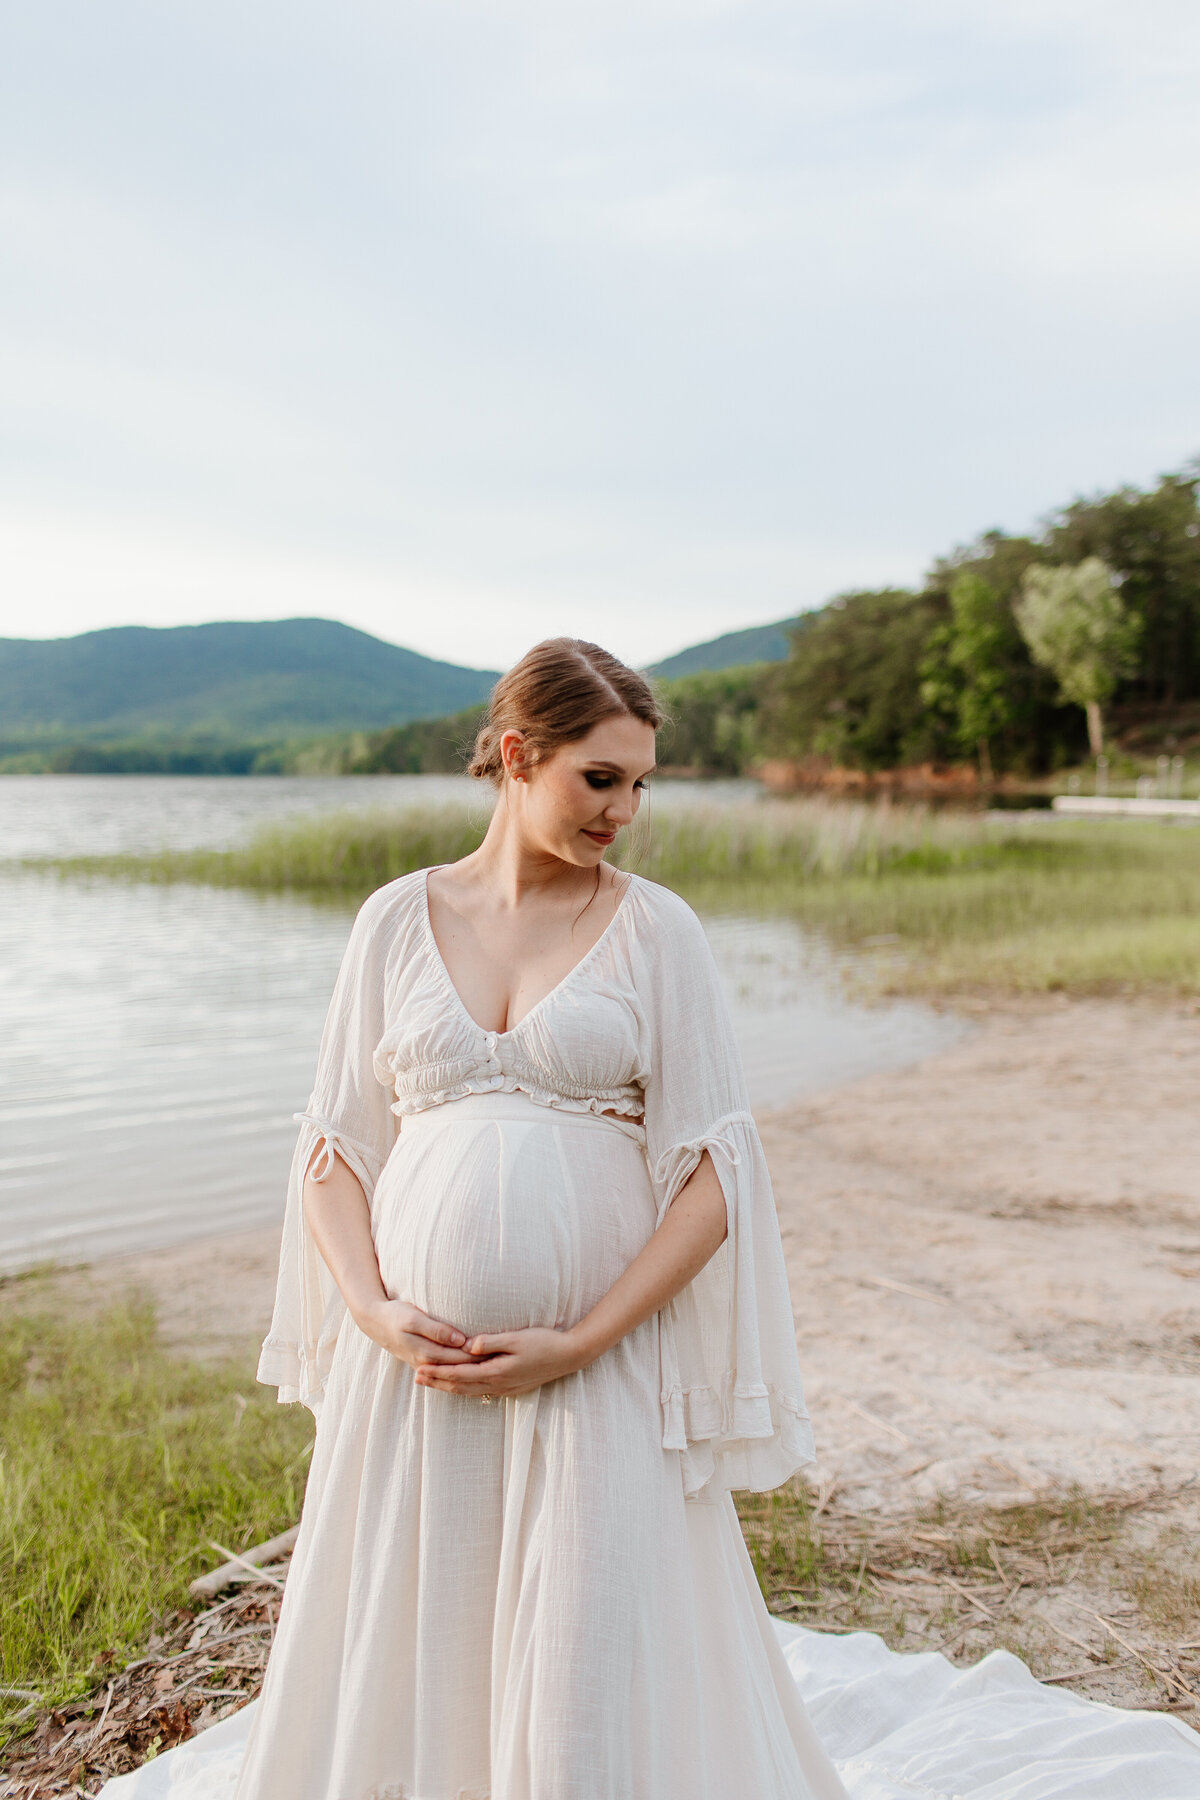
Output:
[237, 867, 847, 1800]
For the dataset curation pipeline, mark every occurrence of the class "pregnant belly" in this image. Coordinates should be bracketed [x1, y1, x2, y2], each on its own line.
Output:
[371, 1102, 654, 1337]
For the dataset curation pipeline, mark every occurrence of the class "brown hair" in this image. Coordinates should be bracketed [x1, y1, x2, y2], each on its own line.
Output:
[467, 638, 664, 785]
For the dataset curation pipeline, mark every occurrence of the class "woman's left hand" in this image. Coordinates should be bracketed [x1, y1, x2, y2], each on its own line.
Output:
[414, 1326, 584, 1398]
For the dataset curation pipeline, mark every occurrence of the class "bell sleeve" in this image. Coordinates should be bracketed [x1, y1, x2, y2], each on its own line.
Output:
[639, 885, 816, 1500]
[256, 886, 400, 1414]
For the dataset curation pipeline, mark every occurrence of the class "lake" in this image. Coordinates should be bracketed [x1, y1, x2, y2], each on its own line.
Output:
[0, 777, 964, 1272]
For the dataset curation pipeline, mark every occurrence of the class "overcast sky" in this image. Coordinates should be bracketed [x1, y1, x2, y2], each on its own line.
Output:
[2, 1, 1198, 671]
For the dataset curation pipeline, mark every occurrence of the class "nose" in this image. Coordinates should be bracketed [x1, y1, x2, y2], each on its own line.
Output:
[602, 787, 638, 826]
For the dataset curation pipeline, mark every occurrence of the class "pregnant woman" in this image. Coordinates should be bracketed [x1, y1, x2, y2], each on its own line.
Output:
[237, 638, 847, 1800]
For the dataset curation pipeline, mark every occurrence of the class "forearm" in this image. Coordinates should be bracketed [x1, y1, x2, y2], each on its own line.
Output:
[567, 1149, 727, 1367]
[306, 1151, 475, 1368]
[302, 1150, 388, 1325]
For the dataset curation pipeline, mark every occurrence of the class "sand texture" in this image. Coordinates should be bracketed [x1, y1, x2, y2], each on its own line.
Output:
[767, 996, 1200, 1514]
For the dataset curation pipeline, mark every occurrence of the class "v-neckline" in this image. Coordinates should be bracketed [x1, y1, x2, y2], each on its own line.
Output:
[420, 865, 637, 1040]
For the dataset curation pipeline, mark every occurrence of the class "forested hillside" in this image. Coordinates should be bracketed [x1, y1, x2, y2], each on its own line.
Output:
[0, 619, 497, 752]
[756, 466, 1200, 777]
[647, 616, 806, 679]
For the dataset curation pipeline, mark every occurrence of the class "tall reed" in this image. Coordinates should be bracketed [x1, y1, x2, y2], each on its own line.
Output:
[622, 798, 1002, 883]
[33, 798, 1004, 895]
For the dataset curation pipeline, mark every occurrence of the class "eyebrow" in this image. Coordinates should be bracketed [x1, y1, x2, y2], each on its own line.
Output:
[586, 760, 657, 776]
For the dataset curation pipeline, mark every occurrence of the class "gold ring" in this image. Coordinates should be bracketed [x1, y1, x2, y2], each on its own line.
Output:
[479, 1394, 496, 1405]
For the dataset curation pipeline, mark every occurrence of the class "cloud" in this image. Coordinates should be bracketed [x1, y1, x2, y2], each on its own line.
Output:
[1, 1, 1198, 660]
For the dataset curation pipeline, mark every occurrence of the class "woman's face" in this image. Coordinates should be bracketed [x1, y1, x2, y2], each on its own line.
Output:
[502, 714, 657, 868]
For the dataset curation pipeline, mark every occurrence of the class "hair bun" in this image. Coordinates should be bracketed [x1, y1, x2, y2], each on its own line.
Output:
[468, 638, 664, 786]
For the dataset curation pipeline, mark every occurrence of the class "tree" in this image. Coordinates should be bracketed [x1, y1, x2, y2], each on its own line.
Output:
[922, 532, 1082, 773]
[653, 666, 764, 775]
[350, 705, 486, 774]
[1044, 467, 1200, 704]
[1015, 558, 1140, 755]
[919, 571, 1018, 779]
[758, 589, 945, 770]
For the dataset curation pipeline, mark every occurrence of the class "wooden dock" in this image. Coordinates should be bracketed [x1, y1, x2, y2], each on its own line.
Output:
[1052, 795, 1200, 819]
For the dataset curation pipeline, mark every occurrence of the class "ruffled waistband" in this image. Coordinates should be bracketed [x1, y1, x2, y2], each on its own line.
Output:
[397, 1088, 646, 1145]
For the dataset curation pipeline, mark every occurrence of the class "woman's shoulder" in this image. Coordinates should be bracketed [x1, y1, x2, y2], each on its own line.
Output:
[622, 872, 708, 948]
[347, 868, 429, 944]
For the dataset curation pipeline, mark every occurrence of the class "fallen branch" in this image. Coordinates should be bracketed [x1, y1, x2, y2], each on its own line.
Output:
[1038, 1614, 1103, 1660]
[1042, 1660, 1132, 1685]
[861, 1275, 951, 1306]
[190, 1527, 299, 1598]
[1063, 1602, 1200, 1705]
[843, 1398, 912, 1444]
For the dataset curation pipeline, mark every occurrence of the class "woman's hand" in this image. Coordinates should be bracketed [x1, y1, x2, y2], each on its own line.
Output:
[355, 1298, 479, 1371]
[414, 1326, 584, 1398]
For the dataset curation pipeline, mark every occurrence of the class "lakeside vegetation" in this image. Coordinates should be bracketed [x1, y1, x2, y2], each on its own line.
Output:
[0, 1287, 312, 1746]
[739, 1479, 1200, 1721]
[29, 798, 1200, 997]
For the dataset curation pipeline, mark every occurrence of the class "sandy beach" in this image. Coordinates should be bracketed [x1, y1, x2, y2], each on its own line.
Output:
[772, 994, 1200, 1513]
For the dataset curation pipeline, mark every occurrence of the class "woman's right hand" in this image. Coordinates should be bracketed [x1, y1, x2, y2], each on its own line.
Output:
[353, 1298, 478, 1369]
[300, 1149, 476, 1370]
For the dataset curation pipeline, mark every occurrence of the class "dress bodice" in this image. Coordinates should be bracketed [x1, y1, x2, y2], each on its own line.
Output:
[371, 869, 649, 1122]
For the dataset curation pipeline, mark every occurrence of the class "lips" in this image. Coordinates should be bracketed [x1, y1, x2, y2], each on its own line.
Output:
[582, 830, 615, 845]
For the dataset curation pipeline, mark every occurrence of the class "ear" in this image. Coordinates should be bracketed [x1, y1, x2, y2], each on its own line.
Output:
[499, 728, 529, 781]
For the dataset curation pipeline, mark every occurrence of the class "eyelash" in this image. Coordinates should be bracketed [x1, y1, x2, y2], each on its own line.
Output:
[585, 774, 647, 790]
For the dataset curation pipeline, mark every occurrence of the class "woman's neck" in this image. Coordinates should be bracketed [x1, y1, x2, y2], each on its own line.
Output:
[457, 813, 605, 913]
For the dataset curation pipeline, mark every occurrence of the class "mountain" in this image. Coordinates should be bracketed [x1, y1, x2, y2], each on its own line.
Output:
[647, 615, 807, 680]
[0, 619, 499, 746]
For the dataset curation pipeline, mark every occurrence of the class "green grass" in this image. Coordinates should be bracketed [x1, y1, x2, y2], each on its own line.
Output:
[653, 806, 1199, 996]
[761, 821, 1200, 994]
[0, 1289, 312, 1742]
[22, 798, 1200, 995]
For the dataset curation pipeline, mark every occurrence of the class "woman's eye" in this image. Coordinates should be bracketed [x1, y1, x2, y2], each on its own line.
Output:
[583, 773, 648, 791]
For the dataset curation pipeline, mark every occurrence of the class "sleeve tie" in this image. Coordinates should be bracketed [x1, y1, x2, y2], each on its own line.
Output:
[292, 1112, 379, 1185]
